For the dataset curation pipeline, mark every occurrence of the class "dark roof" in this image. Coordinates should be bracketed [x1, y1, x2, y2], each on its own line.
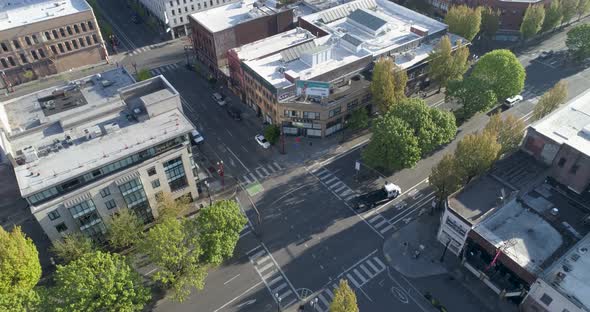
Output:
[342, 33, 362, 47]
[348, 8, 387, 31]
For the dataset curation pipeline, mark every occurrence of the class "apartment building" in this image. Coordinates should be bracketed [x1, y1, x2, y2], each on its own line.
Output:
[138, 0, 240, 39]
[0, 68, 199, 243]
[0, 0, 108, 88]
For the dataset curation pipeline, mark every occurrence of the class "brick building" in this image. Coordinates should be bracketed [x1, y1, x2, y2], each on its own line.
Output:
[0, 0, 108, 89]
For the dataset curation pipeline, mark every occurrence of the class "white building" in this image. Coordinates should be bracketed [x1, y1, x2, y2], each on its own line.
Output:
[0, 68, 200, 242]
[138, 0, 240, 39]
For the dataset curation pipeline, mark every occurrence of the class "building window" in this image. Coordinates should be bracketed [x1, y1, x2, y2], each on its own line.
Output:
[105, 199, 117, 210]
[58, 43, 64, 53]
[72, 40, 78, 49]
[92, 34, 98, 44]
[347, 99, 359, 110]
[31, 50, 38, 60]
[87, 21, 94, 30]
[191, 4, 194, 9]
[178, 8, 181, 13]
[180, 16, 183, 22]
[81, 23, 87, 32]
[118, 178, 153, 224]
[55, 222, 68, 233]
[69, 200, 97, 219]
[329, 107, 341, 118]
[185, 6, 188, 12]
[74, 24, 80, 33]
[147, 167, 157, 176]
[52, 29, 59, 38]
[79, 38, 85, 47]
[100, 187, 111, 197]
[20, 53, 28, 63]
[25, 36, 32, 45]
[151, 179, 161, 188]
[86, 36, 92, 45]
[48, 209, 61, 220]
[51, 45, 58, 55]
[0, 59, 7, 68]
[31, 34, 39, 44]
[198, 3, 201, 8]
[177, 0, 180, 4]
[172, 9, 175, 15]
[65, 41, 72, 51]
[60, 28, 66, 37]
[210, 0, 213, 6]
[7, 56, 15, 66]
[12, 39, 20, 49]
[66, 26, 73, 35]
[570, 164, 579, 174]
[38, 49, 45, 58]
[303, 111, 320, 120]
[173, 18, 177, 24]
[540, 294, 552, 306]
[163, 157, 188, 191]
[170, 0, 173, 6]
[557, 157, 566, 167]
[0, 42, 8, 52]
[44, 32, 51, 40]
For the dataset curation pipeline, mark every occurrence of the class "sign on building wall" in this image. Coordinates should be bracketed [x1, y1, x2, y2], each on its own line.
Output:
[296, 80, 330, 98]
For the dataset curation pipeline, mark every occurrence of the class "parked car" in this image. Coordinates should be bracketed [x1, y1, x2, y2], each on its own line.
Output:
[538, 50, 553, 60]
[504, 95, 523, 107]
[255, 134, 270, 149]
[226, 106, 242, 120]
[191, 130, 204, 145]
[212, 93, 226, 106]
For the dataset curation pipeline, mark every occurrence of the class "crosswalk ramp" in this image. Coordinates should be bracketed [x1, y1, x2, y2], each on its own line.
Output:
[247, 245, 299, 310]
[311, 256, 387, 312]
[241, 162, 284, 185]
[149, 62, 181, 76]
[312, 168, 357, 202]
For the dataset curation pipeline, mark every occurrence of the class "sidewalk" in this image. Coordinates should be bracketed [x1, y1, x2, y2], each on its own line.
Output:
[383, 214, 518, 312]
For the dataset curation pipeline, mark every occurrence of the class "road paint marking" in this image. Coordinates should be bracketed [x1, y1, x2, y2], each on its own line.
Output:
[387, 268, 430, 312]
[333, 184, 347, 193]
[239, 230, 252, 238]
[281, 289, 294, 298]
[246, 245, 262, 255]
[267, 275, 283, 287]
[226, 129, 233, 137]
[241, 145, 248, 152]
[390, 194, 435, 225]
[312, 139, 369, 169]
[260, 243, 300, 300]
[392, 286, 409, 304]
[255, 167, 266, 178]
[262, 269, 278, 281]
[273, 283, 288, 293]
[373, 219, 388, 228]
[369, 215, 382, 223]
[317, 294, 330, 307]
[213, 281, 263, 312]
[258, 262, 274, 273]
[360, 264, 372, 277]
[255, 255, 270, 266]
[372, 257, 386, 271]
[346, 273, 361, 288]
[325, 288, 334, 298]
[260, 166, 270, 176]
[319, 172, 333, 180]
[374, 177, 430, 213]
[366, 259, 379, 272]
[249, 249, 265, 261]
[226, 146, 249, 171]
[336, 249, 378, 281]
[379, 223, 395, 234]
[236, 299, 257, 308]
[224, 274, 241, 285]
[339, 189, 352, 198]
[354, 269, 367, 282]
[324, 176, 339, 184]
[329, 181, 343, 189]
[272, 162, 283, 171]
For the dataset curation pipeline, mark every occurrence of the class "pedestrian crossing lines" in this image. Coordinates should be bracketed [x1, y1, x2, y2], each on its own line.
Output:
[367, 213, 396, 235]
[247, 245, 299, 309]
[521, 89, 540, 104]
[312, 168, 357, 202]
[149, 62, 181, 76]
[127, 44, 157, 56]
[311, 256, 387, 312]
[241, 162, 284, 185]
[239, 224, 252, 239]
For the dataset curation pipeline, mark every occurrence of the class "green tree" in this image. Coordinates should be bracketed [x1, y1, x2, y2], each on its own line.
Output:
[329, 279, 359, 312]
[446, 77, 497, 121]
[566, 23, 590, 60]
[347, 108, 369, 131]
[107, 209, 144, 250]
[454, 131, 501, 184]
[428, 36, 470, 91]
[362, 114, 421, 171]
[481, 7, 501, 38]
[370, 58, 407, 113]
[533, 80, 568, 121]
[520, 4, 545, 39]
[196, 200, 247, 266]
[139, 217, 207, 302]
[0, 227, 42, 312]
[137, 68, 152, 81]
[389, 98, 457, 155]
[156, 192, 191, 222]
[50, 233, 95, 264]
[542, 0, 563, 32]
[561, 0, 580, 25]
[445, 5, 482, 41]
[484, 114, 526, 156]
[429, 154, 462, 202]
[471, 49, 526, 102]
[577, 0, 590, 20]
[263, 124, 281, 145]
[49, 251, 150, 312]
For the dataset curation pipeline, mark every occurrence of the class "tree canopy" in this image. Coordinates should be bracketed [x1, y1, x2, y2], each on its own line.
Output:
[0, 226, 42, 312]
[196, 200, 247, 266]
[454, 131, 501, 184]
[329, 279, 359, 312]
[481, 7, 501, 37]
[446, 77, 497, 121]
[49, 251, 150, 312]
[137, 69, 153, 81]
[107, 209, 144, 250]
[561, 0, 580, 25]
[370, 58, 407, 113]
[566, 23, 590, 60]
[139, 217, 207, 302]
[362, 114, 420, 171]
[50, 233, 95, 264]
[577, 0, 590, 20]
[264, 124, 281, 145]
[429, 154, 462, 201]
[542, 0, 563, 32]
[347, 108, 369, 131]
[533, 80, 568, 121]
[471, 49, 526, 102]
[484, 114, 526, 156]
[427, 36, 470, 91]
[520, 4, 545, 39]
[445, 5, 482, 41]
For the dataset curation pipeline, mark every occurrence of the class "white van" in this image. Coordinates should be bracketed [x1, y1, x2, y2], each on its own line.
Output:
[504, 95, 523, 107]
[191, 130, 204, 145]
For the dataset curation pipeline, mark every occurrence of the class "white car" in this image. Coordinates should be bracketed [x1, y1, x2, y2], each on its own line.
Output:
[190, 130, 204, 145]
[255, 134, 271, 149]
[212, 93, 226, 106]
[504, 95, 523, 107]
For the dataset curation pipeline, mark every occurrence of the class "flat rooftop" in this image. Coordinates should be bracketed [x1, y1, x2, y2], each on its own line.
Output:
[474, 199, 563, 275]
[0, 69, 193, 198]
[531, 89, 590, 157]
[544, 234, 590, 310]
[233, 28, 316, 62]
[190, 0, 280, 33]
[0, 0, 91, 32]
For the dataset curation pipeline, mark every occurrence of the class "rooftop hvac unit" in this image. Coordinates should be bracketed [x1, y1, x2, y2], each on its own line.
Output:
[83, 126, 102, 140]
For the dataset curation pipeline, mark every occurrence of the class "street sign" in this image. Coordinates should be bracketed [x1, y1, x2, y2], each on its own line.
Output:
[355, 160, 360, 171]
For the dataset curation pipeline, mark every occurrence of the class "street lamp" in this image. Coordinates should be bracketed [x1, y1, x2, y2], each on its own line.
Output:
[203, 180, 212, 205]
[217, 161, 224, 188]
[275, 293, 282, 312]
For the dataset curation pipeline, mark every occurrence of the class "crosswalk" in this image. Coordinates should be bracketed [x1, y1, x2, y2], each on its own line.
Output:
[311, 168, 357, 202]
[241, 162, 284, 185]
[127, 44, 159, 56]
[239, 224, 252, 239]
[149, 62, 181, 76]
[366, 213, 396, 235]
[311, 256, 387, 312]
[521, 89, 540, 104]
[247, 245, 299, 309]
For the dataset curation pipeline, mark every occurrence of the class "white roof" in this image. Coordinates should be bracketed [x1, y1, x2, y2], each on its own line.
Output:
[531, 89, 590, 157]
[0, 0, 91, 32]
[233, 28, 316, 62]
[189, 0, 278, 33]
[474, 199, 563, 275]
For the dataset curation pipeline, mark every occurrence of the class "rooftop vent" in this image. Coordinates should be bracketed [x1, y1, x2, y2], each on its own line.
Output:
[83, 125, 102, 140]
[551, 207, 559, 216]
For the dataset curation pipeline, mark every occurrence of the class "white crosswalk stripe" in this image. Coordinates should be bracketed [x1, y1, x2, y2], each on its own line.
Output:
[367, 214, 395, 235]
[239, 224, 251, 238]
[241, 163, 284, 185]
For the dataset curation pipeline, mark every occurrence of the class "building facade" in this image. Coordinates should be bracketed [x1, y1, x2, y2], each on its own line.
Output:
[0, 69, 199, 243]
[0, 0, 108, 88]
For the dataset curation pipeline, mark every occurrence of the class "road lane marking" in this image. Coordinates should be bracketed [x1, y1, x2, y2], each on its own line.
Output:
[226, 129, 233, 137]
[346, 273, 361, 288]
[373, 177, 430, 213]
[213, 281, 263, 312]
[223, 274, 241, 285]
[260, 243, 300, 300]
[354, 269, 367, 282]
[226, 146, 249, 171]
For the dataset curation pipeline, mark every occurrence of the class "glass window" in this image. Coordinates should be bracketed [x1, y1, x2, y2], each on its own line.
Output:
[51, 45, 58, 55]
[163, 157, 187, 191]
[170, 0, 173, 6]
[52, 29, 59, 38]
[86, 36, 92, 46]
[13, 39, 21, 49]
[0, 59, 7, 68]
[1, 42, 8, 51]
[72, 40, 78, 49]
[25, 36, 32, 45]
[31, 50, 38, 60]
[79, 38, 85, 47]
[100, 187, 111, 197]
[180, 16, 183, 23]
[58, 43, 65, 53]
[118, 178, 153, 224]
[74, 24, 80, 33]
[45, 32, 51, 40]
[65, 41, 71, 51]
[92, 34, 98, 44]
[60, 28, 66, 37]
[66, 26, 73, 35]
[151, 179, 161, 188]
[38, 49, 45, 58]
[32, 34, 39, 44]
[147, 167, 157, 176]
[329, 107, 341, 118]
[540, 294, 552, 306]
[48, 209, 61, 221]
[20, 53, 28, 63]
[303, 111, 319, 120]
[105, 199, 117, 210]
[55, 222, 68, 233]
[81, 23, 87, 32]
[87, 21, 94, 30]
[7, 56, 15, 66]
[172, 9, 175, 15]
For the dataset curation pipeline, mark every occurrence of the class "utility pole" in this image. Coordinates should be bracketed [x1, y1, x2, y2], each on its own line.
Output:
[217, 161, 224, 188]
